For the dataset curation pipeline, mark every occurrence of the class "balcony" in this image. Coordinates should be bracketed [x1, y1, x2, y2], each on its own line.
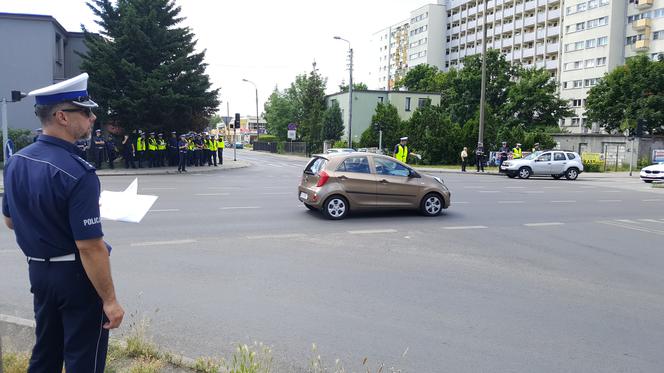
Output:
[504, 7, 514, 17]
[468, 6, 477, 17]
[546, 42, 560, 53]
[548, 8, 561, 20]
[546, 59, 558, 70]
[452, 25, 461, 34]
[636, 39, 650, 51]
[450, 38, 460, 48]
[536, 44, 546, 54]
[523, 47, 535, 58]
[525, 0, 537, 11]
[546, 27, 560, 37]
[633, 18, 652, 31]
[503, 22, 514, 32]
[536, 29, 546, 39]
[524, 15, 536, 27]
[524, 31, 535, 42]
[467, 19, 477, 29]
[637, 0, 654, 9]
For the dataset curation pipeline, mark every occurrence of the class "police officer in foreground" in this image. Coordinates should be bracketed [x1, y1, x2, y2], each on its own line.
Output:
[2, 73, 124, 372]
[393, 136, 421, 164]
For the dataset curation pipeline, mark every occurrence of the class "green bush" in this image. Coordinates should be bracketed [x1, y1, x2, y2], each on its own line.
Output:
[638, 156, 652, 168]
[583, 161, 605, 172]
[1, 128, 33, 161]
[333, 140, 347, 148]
[257, 135, 277, 142]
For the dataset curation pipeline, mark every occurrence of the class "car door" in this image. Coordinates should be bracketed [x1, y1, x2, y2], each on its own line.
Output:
[334, 156, 376, 207]
[550, 152, 568, 174]
[373, 156, 423, 207]
[531, 152, 552, 175]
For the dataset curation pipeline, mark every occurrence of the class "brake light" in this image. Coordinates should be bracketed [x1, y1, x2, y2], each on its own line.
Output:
[316, 171, 329, 187]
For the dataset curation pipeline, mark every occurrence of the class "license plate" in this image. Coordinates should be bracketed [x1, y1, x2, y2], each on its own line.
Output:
[299, 192, 308, 200]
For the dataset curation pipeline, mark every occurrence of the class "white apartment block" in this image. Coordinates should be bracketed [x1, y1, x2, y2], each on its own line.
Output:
[371, 0, 664, 134]
[370, 3, 446, 90]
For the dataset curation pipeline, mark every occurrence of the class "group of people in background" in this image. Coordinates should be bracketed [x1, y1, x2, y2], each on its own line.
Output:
[60, 130, 225, 172]
[460, 142, 541, 172]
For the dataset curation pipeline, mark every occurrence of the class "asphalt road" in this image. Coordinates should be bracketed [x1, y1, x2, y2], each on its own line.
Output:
[2, 150, 664, 372]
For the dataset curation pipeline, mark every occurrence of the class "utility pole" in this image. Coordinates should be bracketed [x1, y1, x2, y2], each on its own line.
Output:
[334, 36, 353, 148]
[478, 0, 489, 149]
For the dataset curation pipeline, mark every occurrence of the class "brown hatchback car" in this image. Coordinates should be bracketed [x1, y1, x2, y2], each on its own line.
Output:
[298, 153, 451, 219]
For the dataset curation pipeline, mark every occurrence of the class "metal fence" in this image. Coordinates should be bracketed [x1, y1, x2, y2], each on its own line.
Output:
[253, 141, 314, 156]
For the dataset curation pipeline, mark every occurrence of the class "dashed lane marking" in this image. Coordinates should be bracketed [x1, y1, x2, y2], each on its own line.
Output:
[220, 206, 261, 210]
[247, 233, 307, 240]
[638, 219, 664, 223]
[504, 186, 526, 189]
[195, 193, 230, 196]
[463, 186, 486, 189]
[454, 201, 471, 204]
[524, 191, 545, 194]
[598, 199, 622, 202]
[443, 226, 488, 230]
[642, 199, 664, 202]
[524, 222, 565, 227]
[348, 229, 398, 234]
[149, 209, 180, 212]
[551, 200, 576, 203]
[479, 190, 500, 193]
[131, 239, 197, 247]
[261, 192, 291, 195]
[597, 221, 664, 236]
[141, 187, 176, 190]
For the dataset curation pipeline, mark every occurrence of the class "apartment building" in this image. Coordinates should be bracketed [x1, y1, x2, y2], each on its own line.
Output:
[370, 3, 446, 90]
[371, 0, 664, 134]
[0, 12, 88, 130]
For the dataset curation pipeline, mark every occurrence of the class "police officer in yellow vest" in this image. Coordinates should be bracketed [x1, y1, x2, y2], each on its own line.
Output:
[393, 137, 421, 164]
[136, 131, 146, 168]
[216, 136, 225, 165]
[187, 134, 195, 166]
[157, 133, 166, 167]
[208, 135, 218, 166]
[147, 132, 158, 167]
[512, 143, 523, 159]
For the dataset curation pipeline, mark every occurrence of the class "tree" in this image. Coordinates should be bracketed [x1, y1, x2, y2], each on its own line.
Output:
[338, 82, 368, 92]
[322, 100, 344, 141]
[585, 54, 664, 135]
[501, 67, 572, 130]
[359, 103, 402, 151]
[408, 105, 461, 164]
[264, 88, 296, 140]
[394, 64, 440, 91]
[294, 63, 327, 143]
[81, 0, 219, 134]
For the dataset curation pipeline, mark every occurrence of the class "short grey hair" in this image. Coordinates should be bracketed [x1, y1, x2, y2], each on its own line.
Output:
[34, 103, 68, 124]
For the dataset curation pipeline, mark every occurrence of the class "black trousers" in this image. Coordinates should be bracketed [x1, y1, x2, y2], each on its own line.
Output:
[137, 151, 145, 168]
[217, 149, 223, 165]
[28, 259, 108, 373]
[94, 148, 105, 169]
[461, 159, 467, 171]
[178, 152, 187, 171]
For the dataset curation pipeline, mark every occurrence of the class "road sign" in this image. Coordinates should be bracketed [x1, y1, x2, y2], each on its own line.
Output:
[287, 123, 297, 131]
[287, 129, 296, 140]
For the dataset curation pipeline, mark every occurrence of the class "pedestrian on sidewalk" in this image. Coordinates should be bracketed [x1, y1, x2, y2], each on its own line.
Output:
[122, 134, 136, 169]
[216, 136, 225, 165]
[93, 129, 106, 169]
[178, 134, 188, 172]
[2, 73, 124, 372]
[475, 143, 485, 172]
[460, 146, 468, 172]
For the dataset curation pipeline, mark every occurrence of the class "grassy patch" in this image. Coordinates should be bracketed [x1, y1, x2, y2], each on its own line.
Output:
[2, 351, 30, 373]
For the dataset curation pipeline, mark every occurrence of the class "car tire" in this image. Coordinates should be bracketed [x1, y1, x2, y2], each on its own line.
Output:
[518, 167, 531, 179]
[322, 195, 349, 220]
[420, 193, 443, 217]
[507, 173, 516, 178]
[643, 180, 653, 183]
[304, 204, 317, 211]
[552, 174, 562, 180]
[565, 168, 579, 180]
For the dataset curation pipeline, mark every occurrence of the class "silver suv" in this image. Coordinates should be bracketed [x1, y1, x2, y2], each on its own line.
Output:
[500, 151, 584, 180]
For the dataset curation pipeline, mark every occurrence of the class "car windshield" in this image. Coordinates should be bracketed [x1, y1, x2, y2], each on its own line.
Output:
[524, 151, 543, 160]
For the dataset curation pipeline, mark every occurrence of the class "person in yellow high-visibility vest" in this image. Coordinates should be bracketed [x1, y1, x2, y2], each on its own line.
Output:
[393, 137, 421, 164]
[208, 135, 218, 166]
[136, 131, 146, 168]
[512, 143, 523, 159]
[216, 136, 225, 165]
[147, 132, 158, 167]
[157, 133, 166, 167]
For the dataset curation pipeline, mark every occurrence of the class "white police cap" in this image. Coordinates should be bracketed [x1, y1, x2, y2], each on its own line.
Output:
[400, 137, 408, 141]
[28, 73, 98, 108]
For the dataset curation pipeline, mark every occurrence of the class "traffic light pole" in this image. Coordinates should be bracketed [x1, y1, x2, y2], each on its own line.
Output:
[2, 98, 8, 161]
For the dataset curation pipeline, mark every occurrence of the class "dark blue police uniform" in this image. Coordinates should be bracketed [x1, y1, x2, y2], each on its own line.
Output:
[2, 134, 110, 373]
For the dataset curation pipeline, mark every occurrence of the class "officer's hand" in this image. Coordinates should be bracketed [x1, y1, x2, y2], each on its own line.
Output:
[103, 300, 125, 329]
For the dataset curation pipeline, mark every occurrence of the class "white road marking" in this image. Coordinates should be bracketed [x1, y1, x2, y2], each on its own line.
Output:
[207, 186, 241, 189]
[220, 206, 261, 210]
[601, 190, 621, 193]
[642, 199, 664, 202]
[580, 186, 596, 189]
[497, 200, 524, 204]
[454, 201, 471, 204]
[598, 199, 622, 202]
[443, 226, 488, 230]
[247, 233, 307, 240]
[149, 209, 180, 212]
[597, 221, 664, 236]
[195, 193, 230, 196]
[141, 187, 176, 190]
[524, 191, 545, 194]
[131, 239, 197, 247]
[479, 190, 500, 193]
[616, 219, 638, 223]
[504, 186, 526, 189]
[463, 186, 486, 189]
[638, 219, 663, 223]
[348, 229, 398, 234]
[551, 200, 576, 203]
[0, 314, 35, 328]
[542, 186, 561, 189]
[524, 222, 565, 227]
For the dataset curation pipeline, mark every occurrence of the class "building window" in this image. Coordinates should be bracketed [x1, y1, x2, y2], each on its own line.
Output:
[573, 80, 583, 88]
[378, 97, 384, 103]
[588, 0, 598, 9]
[571, 99, 582, 107]
[584, 78, 599, 87]
[55, 34, 63, 64]
[585, 59, 595, 68]
[597, 36, 608, 46]
[596, 57, 607, 66]
[405, 97, 411, 111]
[571, 117, 581, 126]
[586, 39, 596, 49]
[417, 98, 429, 108]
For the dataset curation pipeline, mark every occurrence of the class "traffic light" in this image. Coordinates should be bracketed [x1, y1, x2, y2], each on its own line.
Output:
[11, 90, 26, 102]
[234, 113, 240, 129]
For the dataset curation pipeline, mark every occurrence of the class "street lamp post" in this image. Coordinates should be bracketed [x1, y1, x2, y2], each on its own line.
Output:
[334, 36, 353, 148]
[242, 79, 260, 142]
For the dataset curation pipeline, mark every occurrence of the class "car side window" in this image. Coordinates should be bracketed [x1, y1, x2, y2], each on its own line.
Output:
[537, 153, 551, 162]
[566, 153, 576, 160]
[306, 158, 327, 175]
[374, 158, 410, 177]
[554, 152, 566, 161]
[337, 156, 370, 174]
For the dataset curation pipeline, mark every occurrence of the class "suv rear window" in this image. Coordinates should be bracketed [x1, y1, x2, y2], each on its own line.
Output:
[304, 157, 327, 175]
[566, 153, 576, 160]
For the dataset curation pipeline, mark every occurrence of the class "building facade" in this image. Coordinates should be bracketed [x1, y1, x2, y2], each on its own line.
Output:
[371, 0, 664, 134]
[325, 91, 442, 143]
[0, 13, 88, 131]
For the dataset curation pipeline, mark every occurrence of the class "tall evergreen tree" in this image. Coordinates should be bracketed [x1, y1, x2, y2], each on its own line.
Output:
[80, 0, 219, 133]
[322, 100, 344, 141]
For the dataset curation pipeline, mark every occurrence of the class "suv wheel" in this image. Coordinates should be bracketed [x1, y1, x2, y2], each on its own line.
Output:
[518, 167, 531, 179]
[322, 195, 349, 220]
[420, 193, 443, 216]
[565, 168, 579, 180]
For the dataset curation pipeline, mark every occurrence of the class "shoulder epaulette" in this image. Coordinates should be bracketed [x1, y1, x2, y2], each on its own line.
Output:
[71, 154, 96, 172]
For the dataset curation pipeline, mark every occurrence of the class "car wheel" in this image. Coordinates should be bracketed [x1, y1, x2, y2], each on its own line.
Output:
[643, 180, 653, 183]
[565, 168, 579, 180]
[552, 174, 562, 180]
[304, 204, 317, 211]
[518, 167, 531, 179]
[420, 193, 443, 217]
[507, 173, 516, 178]
[322, 195, 349, 220]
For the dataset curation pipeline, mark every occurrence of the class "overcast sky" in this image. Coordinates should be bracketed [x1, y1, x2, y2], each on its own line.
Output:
[1, 0, 427, 118]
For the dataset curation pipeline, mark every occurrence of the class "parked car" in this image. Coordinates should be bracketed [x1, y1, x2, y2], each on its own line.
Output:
[298, 153, 451, 219]
[326, 148, 355, 154]
[500, 150, 584, 180]
[640, 163, 664, 183]
[234, 142, 243, 149]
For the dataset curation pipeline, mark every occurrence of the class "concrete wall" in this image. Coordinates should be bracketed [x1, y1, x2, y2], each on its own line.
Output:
[553, 134, 664, 167]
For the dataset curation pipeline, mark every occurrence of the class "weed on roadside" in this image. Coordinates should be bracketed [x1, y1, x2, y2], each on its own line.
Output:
[2, 351, 30, 373]
[222, 342, 273, 373]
